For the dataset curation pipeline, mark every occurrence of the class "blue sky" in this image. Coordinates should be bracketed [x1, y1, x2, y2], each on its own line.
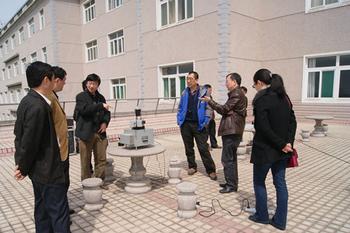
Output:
[0, 0, 27, 28]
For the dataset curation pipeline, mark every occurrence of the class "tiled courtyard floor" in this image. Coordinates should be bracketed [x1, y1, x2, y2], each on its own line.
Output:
[1, 122, 350, 232]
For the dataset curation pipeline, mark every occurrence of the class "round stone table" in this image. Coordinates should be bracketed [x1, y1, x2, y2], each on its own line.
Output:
[305, 115, 334, 137]
[107, 144, 166, 194]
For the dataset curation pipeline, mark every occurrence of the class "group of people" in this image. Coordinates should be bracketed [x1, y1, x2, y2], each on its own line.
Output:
[177, 69, 296, 230]
[13, 60, 296, 232]
[14, 61, 110, 233]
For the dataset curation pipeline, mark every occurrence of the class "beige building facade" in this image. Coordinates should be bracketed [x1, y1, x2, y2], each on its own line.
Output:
[0, 0, 349, 121]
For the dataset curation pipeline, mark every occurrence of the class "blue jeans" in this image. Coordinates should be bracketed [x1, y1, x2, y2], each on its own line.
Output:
[32, 180, 70, 233]
[253, 159, 288, 229]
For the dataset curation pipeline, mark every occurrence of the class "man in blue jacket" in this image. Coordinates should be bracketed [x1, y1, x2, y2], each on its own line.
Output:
[177, 71, 217, 180]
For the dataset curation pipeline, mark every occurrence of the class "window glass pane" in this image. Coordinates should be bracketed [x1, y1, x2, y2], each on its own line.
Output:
[311, 0, 323, 7]
[162, 66, 177, 75]
[308, 56, 336, 68]
[179, 63, 193, 73]
[178, 0, 185, 21]
[340, 55, 350, 66]
[169, 0, 176, 24]
[321, 71, 334, 97]
[170, 78, 176, 97]
[307, 72, 320, 97]
[326, 0, 338, 4]
[187, 0, 193, 18]
[161, 3, 168, 26]
[179, 76, 186, 95]
[339, 70, 350, 97]
[163, 78, 169, 97]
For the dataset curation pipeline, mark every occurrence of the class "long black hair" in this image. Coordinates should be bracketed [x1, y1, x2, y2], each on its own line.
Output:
[253, 68, 287, 98]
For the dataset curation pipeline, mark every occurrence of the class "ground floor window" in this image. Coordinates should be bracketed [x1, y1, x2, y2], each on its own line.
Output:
[160, 62, 193, 98]
[111, 78, 126, 99]
[304, 52, 350, 101]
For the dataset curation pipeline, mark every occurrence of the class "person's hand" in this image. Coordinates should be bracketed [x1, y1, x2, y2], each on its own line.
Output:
[98, 123, 107, 133]
[282, 143, 293, 153]
[103, 103, 111, 110]
[200, 96, 210, 102]
[14, 165, 25, 181]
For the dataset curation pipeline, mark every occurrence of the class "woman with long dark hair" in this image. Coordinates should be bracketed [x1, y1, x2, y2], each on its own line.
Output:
[249, 69, 297, 231]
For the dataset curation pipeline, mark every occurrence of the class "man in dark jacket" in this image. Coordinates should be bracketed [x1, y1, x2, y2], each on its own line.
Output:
[201, 73, 247, 193]
[74, 74, 110, 182]
[14, 61, 70, 232]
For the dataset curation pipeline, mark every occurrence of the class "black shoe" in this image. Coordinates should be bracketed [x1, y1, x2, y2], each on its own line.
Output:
[69, 209, 75, 215]
[248, 215, 269, 224]
[270, 219, 286, 231]
[211, 145, 221, 149]
[219, 186, 237, 193]
[219, 183, 227, 188]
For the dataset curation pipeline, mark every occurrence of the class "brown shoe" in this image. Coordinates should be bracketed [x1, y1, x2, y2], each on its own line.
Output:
[188, 168, 197, 175]
[209, 172, 217, 180]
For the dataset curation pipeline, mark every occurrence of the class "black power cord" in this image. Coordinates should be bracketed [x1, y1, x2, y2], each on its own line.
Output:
[196, 198, 251, 217]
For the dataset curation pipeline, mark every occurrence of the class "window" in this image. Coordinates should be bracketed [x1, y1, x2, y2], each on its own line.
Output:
[31, 52, 37, 62]
[304, 52, 350, 101]
[21, 58, 27, 74]
[306, 0, 350, 12]
[9, 91, 15, 103]
[7, 66, 12, 79]
[86, 40, 98, 61]
[108, 30, 124, 56]
[108, 0, 123, 11]
[1, 69, 5, 80]
[42, 47, 47, 62]
[39, 9, 45, 30]
[16, 89, 22, 103]
[4, 92, 8, 103]
[158, 0, 193, 29]
[13, 62, 19, 77]
[18, 27, 25, 44]
[5, 40, 9, 54]
[160, 62, 193, 98]
[28, 18, 35, 37]
[11, 34, 16, 50]
[84, 0, 96, 23]
[111, 78, 126, 99]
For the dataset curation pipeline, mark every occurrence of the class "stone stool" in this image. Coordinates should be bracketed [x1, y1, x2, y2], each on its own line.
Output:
[300, 130, 310, 142]
[168, 156, 182, 184]
[105, 158, 116, 182]
[82, 178, 103, 211]
[176, 182, 197, 218]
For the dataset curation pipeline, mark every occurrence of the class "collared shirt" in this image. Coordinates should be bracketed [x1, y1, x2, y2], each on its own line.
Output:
[33, 89, 51, 106]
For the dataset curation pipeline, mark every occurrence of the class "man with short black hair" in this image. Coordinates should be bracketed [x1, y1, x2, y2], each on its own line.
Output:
[201, 72, 247, 193]
[74, 73, 111, 182]
[203, 84, 220, 150]
[14, 61, 70, 232]
[177, 71, 217, 180]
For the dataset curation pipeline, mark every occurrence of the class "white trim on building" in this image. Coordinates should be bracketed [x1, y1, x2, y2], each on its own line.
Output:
[305, 0, 350, 13]
[302, 50, 350, 103]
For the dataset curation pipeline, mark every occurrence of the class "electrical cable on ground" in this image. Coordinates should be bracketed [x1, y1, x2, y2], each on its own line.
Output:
[197, 198, 251, 218]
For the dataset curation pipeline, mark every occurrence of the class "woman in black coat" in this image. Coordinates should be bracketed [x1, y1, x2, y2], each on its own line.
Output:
[248, 69, 297, 231]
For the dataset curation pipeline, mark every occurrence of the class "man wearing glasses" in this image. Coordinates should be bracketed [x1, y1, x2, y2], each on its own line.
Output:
[177, 71, 217, 180]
